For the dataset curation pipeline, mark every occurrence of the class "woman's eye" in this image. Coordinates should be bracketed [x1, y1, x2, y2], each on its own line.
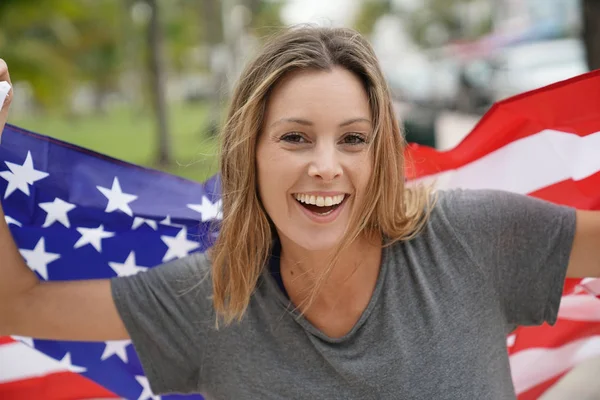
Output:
[281, 133, 307, 143]
[342, 133, 367, 145]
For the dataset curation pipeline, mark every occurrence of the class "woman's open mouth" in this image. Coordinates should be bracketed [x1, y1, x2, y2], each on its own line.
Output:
[292, 193, 349, 218]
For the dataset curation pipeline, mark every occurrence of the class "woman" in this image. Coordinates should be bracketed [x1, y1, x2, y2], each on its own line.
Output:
[0, 26, 599, 399]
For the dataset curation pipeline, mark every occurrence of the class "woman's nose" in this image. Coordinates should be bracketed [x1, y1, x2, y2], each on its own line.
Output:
[307, 144, 343, 181]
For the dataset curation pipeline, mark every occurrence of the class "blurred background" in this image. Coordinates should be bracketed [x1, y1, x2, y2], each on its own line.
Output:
[1, 0, 598, 183]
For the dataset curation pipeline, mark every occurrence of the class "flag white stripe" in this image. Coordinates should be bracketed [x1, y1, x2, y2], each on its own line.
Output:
[415, 130, 600, 193]
[557, 295, 600, 322]
[0, 342, 69, 383]
[580, 278, 600, 297]
[510, 335, 600, 394]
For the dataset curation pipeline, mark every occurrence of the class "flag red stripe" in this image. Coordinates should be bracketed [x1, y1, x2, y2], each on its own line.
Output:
[528, 170, 600, 209]
[0, 372, 118, 400]
[0, 336, 15, 345]
[510, 319, 600, 353]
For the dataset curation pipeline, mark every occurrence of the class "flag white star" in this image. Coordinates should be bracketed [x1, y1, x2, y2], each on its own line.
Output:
[0, 151, 49, 199]
[97, 177, 138, 216]
[19, 237, 60, 280]
[101, 340, 131, 363]
[132, 217, 158, 230]
[187, 196, 222, 222]
[108, 251, 148, 277]
[58, 352, 87, 373]
[135, 375, 160, 400]
[5, 215, 22, 227]
[74, 224, 115, 252]
[160, 215, 185, 227]
[11, 335, 34, 347]
[39, 197, 76, 228]
[161, 227, 200, 262]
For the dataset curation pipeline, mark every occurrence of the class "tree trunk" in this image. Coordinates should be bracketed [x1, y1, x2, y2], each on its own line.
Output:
[582, 0, 600, 71]
[145, 0, 171, 166]
[93, 79, 107, 116]
[201, 0, 224, 137]
[122, 0, 143, 117]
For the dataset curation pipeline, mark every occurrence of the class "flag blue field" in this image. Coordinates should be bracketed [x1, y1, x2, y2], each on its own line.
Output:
[0, 123, 220, 399]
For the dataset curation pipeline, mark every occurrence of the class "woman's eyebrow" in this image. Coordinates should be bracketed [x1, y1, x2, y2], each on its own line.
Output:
[339, 117, 371, 127]
[269, 117, 313, 128]
[269, 117, 371, 129]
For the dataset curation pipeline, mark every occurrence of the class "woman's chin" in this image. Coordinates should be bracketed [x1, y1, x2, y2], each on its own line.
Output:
[287, 232, 345, 253]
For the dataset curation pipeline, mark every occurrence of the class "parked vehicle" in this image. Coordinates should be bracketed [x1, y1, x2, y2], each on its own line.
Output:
[489, 38, 588, 102]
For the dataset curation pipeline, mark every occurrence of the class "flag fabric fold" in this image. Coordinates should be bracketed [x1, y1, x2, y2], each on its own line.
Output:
[1, 69, 600, 400]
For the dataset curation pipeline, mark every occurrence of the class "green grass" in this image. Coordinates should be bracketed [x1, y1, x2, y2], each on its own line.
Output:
[9, 101, 221, 183]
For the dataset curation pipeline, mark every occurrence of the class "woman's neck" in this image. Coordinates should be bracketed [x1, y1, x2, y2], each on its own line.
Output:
[278, 231, 383, 312]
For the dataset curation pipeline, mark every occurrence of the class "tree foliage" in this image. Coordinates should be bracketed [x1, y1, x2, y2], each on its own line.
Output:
[352, 0, 391, 36]
[247, 0, 285, 38]
[0, 0, 283, 163]
[0, 0, 82, 110]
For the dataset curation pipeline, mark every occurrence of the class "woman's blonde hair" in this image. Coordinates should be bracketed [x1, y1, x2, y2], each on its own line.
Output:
[208, 25, 434, 325]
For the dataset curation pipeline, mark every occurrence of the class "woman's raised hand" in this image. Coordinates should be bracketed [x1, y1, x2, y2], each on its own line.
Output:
[0, 59, 13, 139]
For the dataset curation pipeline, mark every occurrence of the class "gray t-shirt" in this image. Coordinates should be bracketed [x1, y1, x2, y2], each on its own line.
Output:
[110, 189, 576, 399]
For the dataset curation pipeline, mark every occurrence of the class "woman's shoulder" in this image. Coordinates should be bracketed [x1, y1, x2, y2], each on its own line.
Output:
[429, 187, 573, 219]
[411, 187, 575, 257]
[110, 250, 214, 303]
[398, 187, 571, 245]
[424, 187, 546, 221]
[431, 187, 518, 208]
[149, 250, 212, 280]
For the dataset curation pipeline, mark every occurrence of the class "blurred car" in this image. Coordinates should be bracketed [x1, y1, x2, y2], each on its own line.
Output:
[385, 52, 462, 111]
[385, 55, 436, 106]
[489, 38, 588, 102]
[453, 57, 495, 114]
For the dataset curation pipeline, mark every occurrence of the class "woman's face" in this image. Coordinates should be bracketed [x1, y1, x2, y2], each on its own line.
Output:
[256, 67, 374, 251]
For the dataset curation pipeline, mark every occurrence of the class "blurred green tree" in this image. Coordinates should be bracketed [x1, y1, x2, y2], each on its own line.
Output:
[246, 0, 285, 38]
[66, 0, 125, 115]
[0, 0, 79, 111]
[0, 0, 288, 166]
[0, 0, 133, 115]
[353, 0, 392, 36]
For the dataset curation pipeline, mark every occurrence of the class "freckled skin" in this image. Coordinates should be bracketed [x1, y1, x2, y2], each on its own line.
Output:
[256, 67, 374, 253]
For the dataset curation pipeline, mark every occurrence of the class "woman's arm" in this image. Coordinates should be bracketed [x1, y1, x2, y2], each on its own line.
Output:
[567, 210, 600, 278]
[0, 59, 129, 341]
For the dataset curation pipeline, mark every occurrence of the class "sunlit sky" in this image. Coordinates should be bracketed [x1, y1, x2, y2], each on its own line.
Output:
[281, 0, 359, 26]
[281, 0, 419, 26]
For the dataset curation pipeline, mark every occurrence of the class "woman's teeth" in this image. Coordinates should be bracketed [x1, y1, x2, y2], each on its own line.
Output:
[293, 194, 345, 207]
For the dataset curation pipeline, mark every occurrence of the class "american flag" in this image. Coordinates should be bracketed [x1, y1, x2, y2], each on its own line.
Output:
[0, 123, 219, 399]
[1, 69, 600, 399]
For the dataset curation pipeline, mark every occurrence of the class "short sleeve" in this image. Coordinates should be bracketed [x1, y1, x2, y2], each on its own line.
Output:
[110, 251, 214, 395]
[437, 189, 576, 327]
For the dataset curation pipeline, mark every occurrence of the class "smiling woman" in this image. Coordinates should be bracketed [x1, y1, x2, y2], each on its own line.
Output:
[1, 25, 599, 400]
[210, 27, 434, 335]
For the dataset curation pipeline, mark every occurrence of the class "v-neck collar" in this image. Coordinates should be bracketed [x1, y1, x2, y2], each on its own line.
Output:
[261, 238, 391, 344]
